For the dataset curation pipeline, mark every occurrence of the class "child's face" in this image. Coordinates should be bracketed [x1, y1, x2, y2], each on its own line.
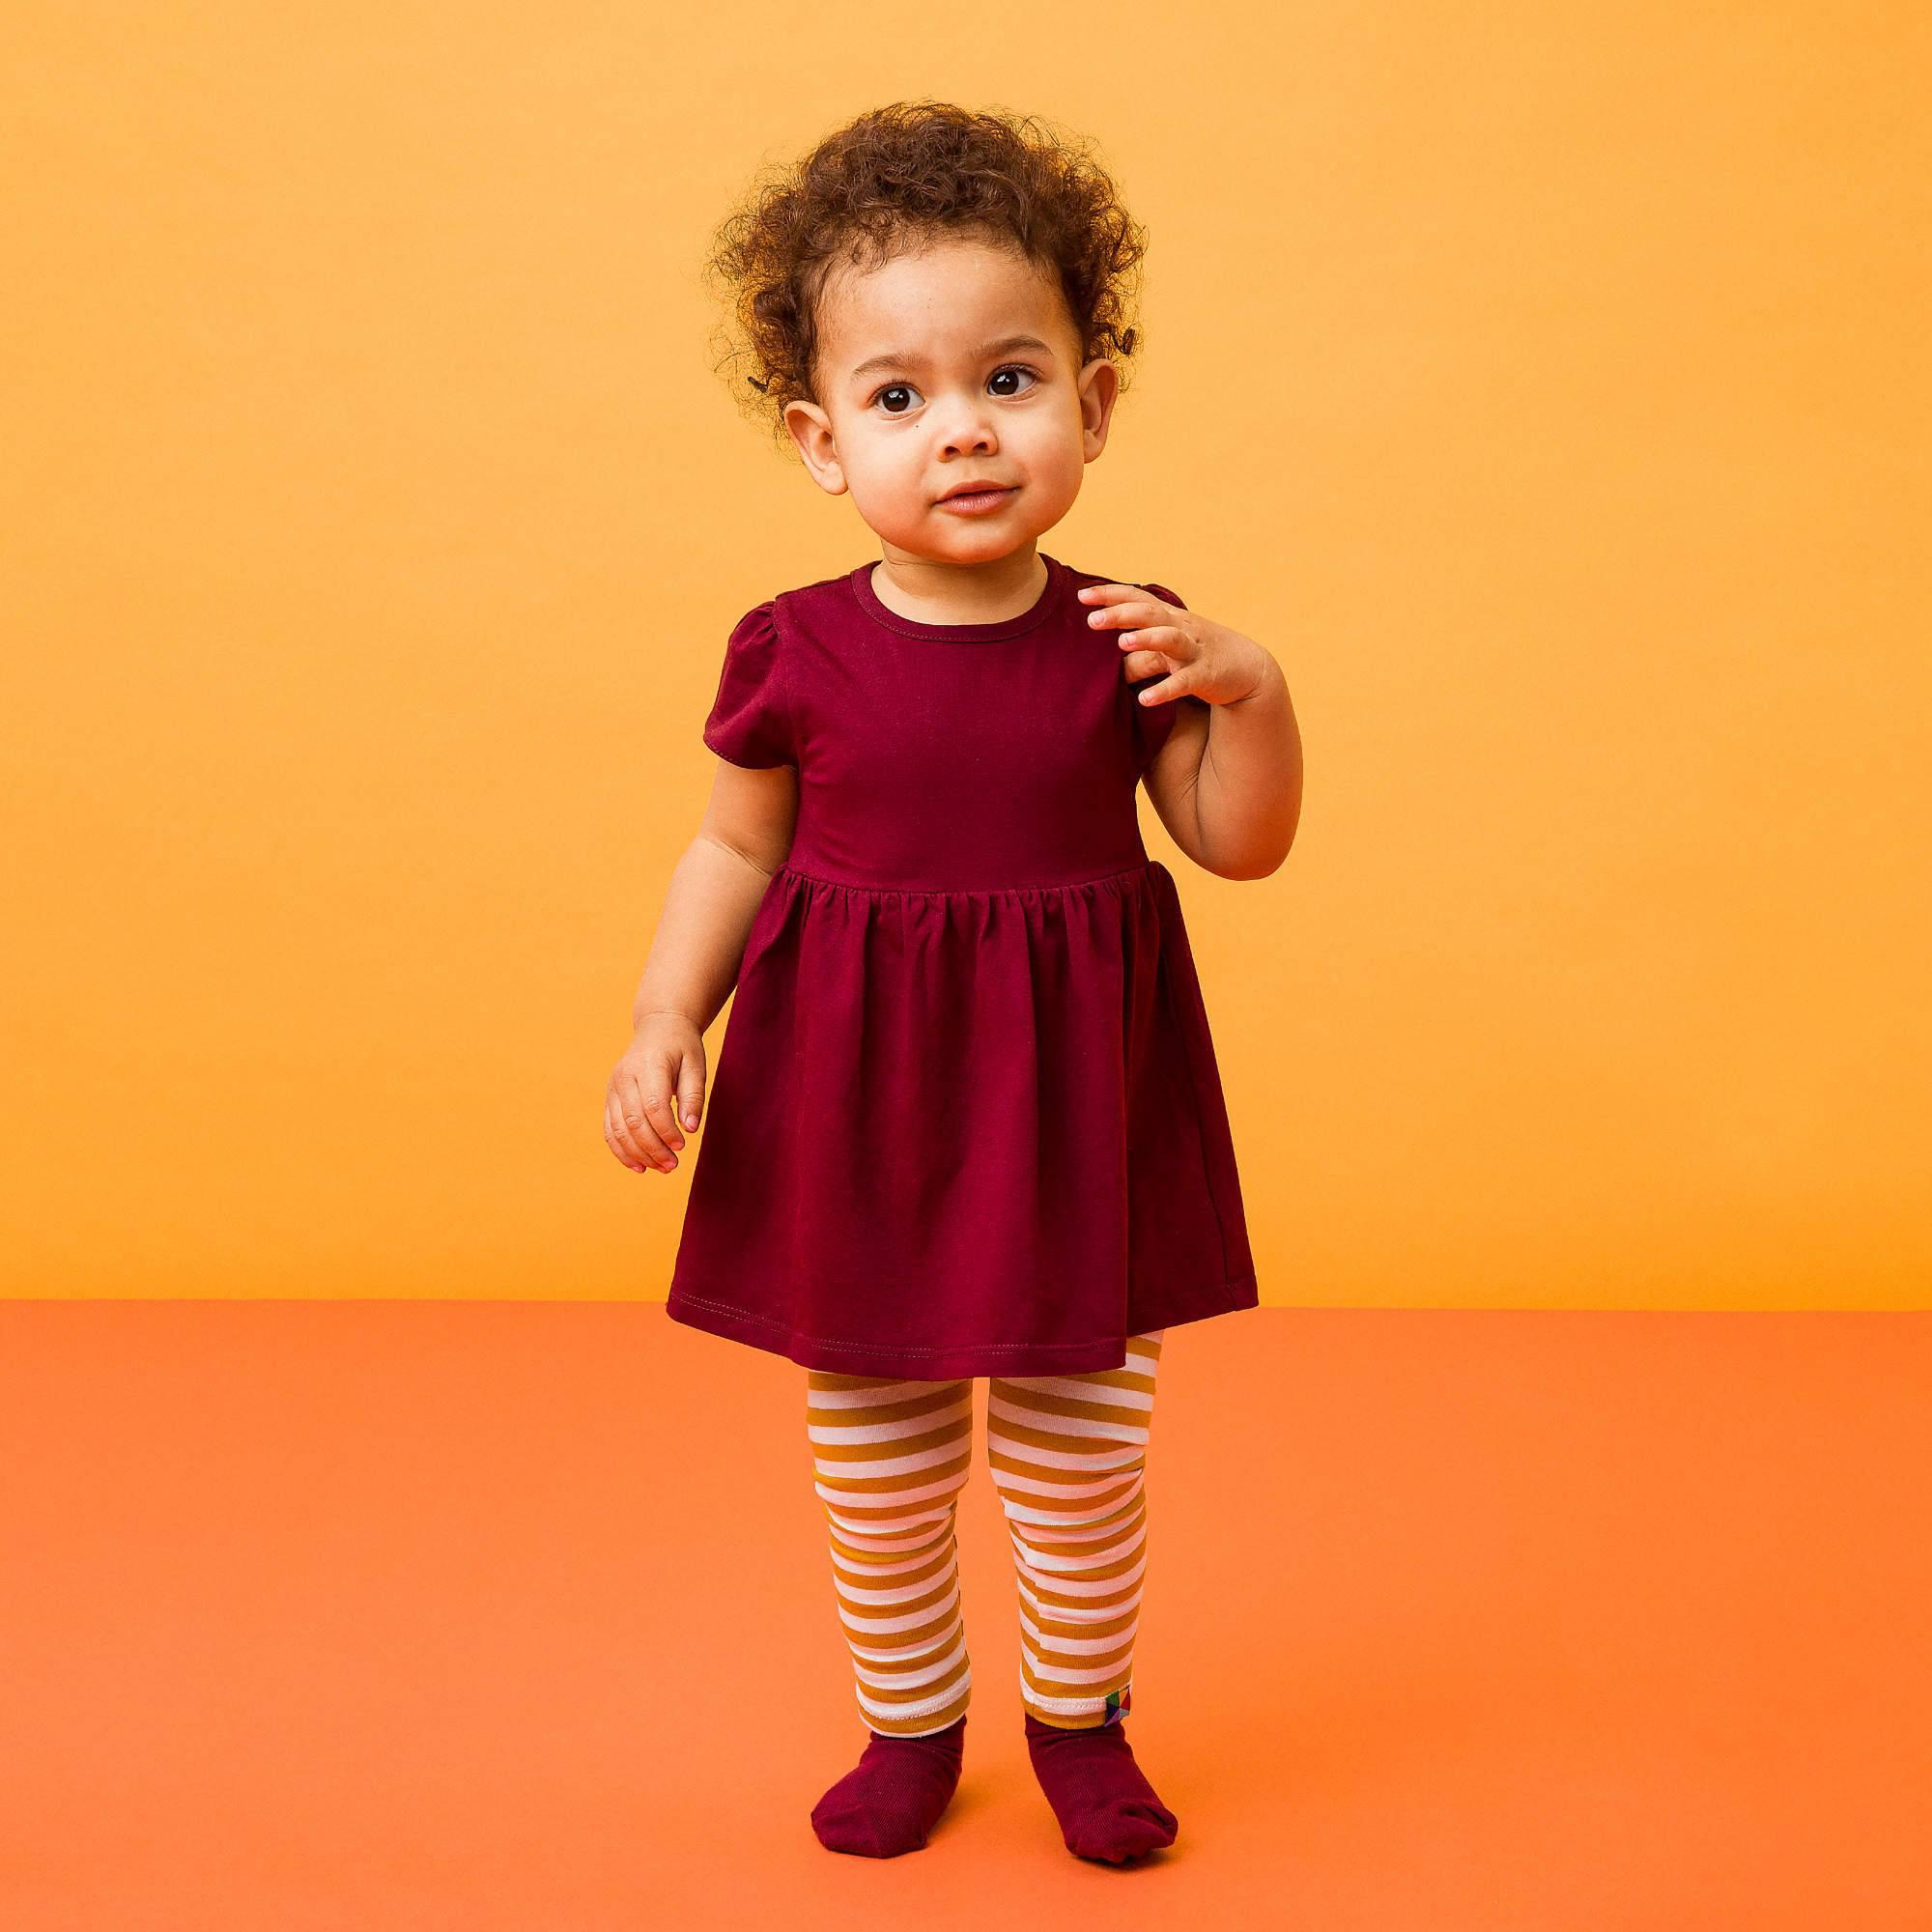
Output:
[783, 234, 1119, 565]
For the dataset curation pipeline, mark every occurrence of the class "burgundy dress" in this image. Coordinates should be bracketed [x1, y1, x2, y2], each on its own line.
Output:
[665, 550, 1258, 1379]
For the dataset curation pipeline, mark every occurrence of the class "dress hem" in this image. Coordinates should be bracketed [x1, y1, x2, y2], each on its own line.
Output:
[663, 1273, 1261, 1378]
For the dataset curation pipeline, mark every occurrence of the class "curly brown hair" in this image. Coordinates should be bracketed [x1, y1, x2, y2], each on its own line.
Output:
[701, 99, 1151, 449]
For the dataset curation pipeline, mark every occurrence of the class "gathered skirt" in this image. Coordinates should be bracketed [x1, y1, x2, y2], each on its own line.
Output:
[665, 855, 1257, 1378]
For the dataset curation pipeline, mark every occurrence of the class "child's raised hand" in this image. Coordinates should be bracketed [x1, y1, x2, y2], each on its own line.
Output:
[605, 1013, 706, 1175]
[1076, 582, 1275, 711]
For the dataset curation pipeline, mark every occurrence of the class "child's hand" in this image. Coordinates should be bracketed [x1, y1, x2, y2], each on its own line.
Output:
[605, 1013, 706, 1175]
[1076, 583, 1275, 711]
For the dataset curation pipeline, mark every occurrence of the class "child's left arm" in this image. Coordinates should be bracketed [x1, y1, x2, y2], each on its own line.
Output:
[1078, 582, 1303, 879]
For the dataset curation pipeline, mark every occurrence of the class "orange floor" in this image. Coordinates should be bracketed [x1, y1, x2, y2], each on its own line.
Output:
[2, 1303, 1925, 1929]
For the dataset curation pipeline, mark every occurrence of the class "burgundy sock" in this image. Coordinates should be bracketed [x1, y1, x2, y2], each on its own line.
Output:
[810, 1714, 967, 1858]
[1023, 1710, 1179, 1862]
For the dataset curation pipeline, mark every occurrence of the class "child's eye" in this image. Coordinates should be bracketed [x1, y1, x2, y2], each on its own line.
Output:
[867, 365, 1042, 414]
[988, 363, 1041, 397]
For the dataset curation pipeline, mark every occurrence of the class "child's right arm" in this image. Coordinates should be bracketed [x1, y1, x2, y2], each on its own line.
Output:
[604, 760, 798, 1176]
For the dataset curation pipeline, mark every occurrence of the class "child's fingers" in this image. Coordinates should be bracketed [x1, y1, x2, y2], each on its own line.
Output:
[1120, 644, 1179, 683]
[675, 1056, 705, 1134]
[1116, 620, 1193, 663]
[1133, 669, 1185, 707]
[609, 1072, 678, 1173]
[604, 1094, 653, 1172]
[1076, 581, 1173, 611]
[1079, 587, 1169, 631]
[1121, 641, 1193, 700]
[639, 1085, 687, 1161]
[605, 1089, 659, 1172]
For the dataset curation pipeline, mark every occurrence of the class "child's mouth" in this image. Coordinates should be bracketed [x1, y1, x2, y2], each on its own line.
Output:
[937, 486, 1018, 515]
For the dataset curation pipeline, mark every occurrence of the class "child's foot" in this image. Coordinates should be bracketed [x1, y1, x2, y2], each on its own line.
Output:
[810, 1714, 967, 1857]
[1023, 1710, 1179, 1863]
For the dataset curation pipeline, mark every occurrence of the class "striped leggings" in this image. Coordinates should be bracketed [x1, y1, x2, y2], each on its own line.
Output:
[805, 1329, 1165, 1739]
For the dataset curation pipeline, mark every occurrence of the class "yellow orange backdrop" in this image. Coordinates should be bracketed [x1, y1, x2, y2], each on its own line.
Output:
[5, 4, 1925, 1307]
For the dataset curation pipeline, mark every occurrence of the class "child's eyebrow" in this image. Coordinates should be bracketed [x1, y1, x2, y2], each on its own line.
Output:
[848, 333, 1054, 381]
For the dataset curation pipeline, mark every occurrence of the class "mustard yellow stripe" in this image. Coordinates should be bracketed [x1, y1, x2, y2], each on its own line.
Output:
[803, 1334, 1166, 1735]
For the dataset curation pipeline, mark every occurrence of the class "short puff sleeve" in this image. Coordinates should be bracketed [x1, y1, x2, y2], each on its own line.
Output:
[702, 599, 795, 770]
[1132, 581, 1211, 765]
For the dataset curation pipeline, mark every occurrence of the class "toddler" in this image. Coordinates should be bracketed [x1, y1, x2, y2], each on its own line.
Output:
[605, 99, 1302, 1864]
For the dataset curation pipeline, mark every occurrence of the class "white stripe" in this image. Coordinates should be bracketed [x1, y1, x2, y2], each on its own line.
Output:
[1017, 1605, 1139, 1656]
[989, 1382, 1153, 1416]
[815, 1468, 969, 1510]
[1014, 1544, 1148, 1594]
[809, 1409, 971, 1444]
[828, 1545, 946, 1580]
[833, 1568, 956, 1609]
[809, 1382, 971, 1408]
[839, 1583, 963, 1635]
[985, 1449, 1145, 1488]
[987, 1424, 1150, 1461]
[851, 1626, 967, 1692]
[1017, 1577, 1146, 1627]
[856, 1665, 974, 1726]
[811, 1441, 970, 1480]
[995, 1483, 1144, 1523]
[1020, 1638, 1130, 1687]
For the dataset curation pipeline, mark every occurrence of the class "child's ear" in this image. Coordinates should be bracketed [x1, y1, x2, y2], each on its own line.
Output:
[1075, 357, 1121, 462]
[783, 399, 848, 496]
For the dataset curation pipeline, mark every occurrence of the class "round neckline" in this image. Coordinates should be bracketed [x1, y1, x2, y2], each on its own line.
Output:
[849, 552, 1067, 641]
